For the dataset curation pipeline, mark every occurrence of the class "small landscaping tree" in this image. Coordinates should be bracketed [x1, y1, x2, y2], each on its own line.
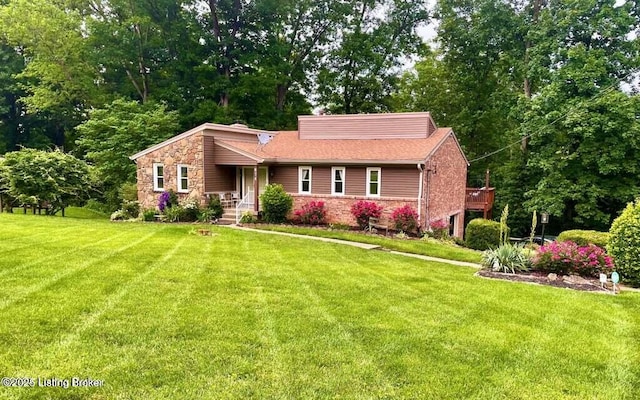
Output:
[392, 205, 418, 233]
[608, 200, 640, 286]
[294, 201, 327, 225]
[260, 184, 293, 223]
[465, 218, 501, 250]
[2, 148, 93, 215]
[350, 200, 383, 229]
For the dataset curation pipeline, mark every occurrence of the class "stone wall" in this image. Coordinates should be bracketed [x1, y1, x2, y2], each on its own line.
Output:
[291, 194, 419, 228]
[135, 132, 206, 209]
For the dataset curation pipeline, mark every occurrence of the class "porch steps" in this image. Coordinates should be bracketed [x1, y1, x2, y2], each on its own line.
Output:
[218, 208, 236, 225]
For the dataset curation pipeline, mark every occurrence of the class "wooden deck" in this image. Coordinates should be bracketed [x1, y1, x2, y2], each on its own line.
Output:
[465, 187, 495, 219]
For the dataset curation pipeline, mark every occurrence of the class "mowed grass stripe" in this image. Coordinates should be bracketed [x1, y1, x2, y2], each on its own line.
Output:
[0, 228, 131, 278]
[1, 216, 639, 399]
[0, 228, 163, 310]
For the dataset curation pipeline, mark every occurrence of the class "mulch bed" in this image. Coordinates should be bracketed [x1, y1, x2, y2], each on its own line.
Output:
[476, 270, 614, 293]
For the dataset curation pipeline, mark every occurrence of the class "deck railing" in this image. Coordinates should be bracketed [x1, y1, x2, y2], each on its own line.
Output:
[465, 187, 495, 211]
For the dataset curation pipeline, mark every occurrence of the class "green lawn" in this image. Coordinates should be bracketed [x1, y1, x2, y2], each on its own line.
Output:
[0, 213, 639, 399]
[249, 224, 482, 263]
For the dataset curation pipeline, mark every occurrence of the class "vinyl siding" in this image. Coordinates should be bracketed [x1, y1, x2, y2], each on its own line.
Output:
[298, 113, 436, 140]
[270, 166, 298, 193]
[213, 143, 257, 165]
[203, 129, 259, 142]
[381, 167, 420, 198]
[312, 167, 331, 194]
[272, 165, 418, 198]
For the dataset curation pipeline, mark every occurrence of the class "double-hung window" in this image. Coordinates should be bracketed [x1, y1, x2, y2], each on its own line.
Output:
[177, 164, 188, 193]
[366, 167, 381, 197]
[331, 167, 345, 196]
[299, 166, 312, 194]
[153, 163, 164, 191]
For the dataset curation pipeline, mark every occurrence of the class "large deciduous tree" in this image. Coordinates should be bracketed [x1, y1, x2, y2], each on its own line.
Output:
[317, 0, 429, 114]
[522, 0, 640, 230]
[75, 99, 179, 208]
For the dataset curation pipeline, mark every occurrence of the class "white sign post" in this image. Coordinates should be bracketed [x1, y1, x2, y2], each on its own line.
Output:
[599, 273, 607, 289]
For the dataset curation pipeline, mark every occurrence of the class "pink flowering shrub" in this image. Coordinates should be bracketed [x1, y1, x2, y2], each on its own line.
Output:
[429, 219, 449, 239]
[533, 240, 614, 277]
[392, 205, 419, 233]
[350, 200, 383, 229]
[293, 201, 327, 225]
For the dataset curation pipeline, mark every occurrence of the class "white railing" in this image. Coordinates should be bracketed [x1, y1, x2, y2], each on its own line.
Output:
[235, 190, 254, 224]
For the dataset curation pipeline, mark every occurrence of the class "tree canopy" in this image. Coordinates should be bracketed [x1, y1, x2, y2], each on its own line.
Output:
[0, 0, 639, 231]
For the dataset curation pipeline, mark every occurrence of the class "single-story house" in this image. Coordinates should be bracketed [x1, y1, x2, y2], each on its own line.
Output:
[130, 112, 469, 237]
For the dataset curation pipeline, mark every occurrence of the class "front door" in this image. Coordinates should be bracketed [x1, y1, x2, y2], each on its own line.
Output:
[241, 167, 269, 199]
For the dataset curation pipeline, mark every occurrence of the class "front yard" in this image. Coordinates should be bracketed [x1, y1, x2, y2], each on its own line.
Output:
[0, 213, 639, 399]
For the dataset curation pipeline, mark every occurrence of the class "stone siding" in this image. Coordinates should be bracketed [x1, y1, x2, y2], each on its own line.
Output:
[135, 132, 206, 209]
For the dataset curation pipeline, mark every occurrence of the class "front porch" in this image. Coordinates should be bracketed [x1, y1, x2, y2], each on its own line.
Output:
[205, 165, 270, 224]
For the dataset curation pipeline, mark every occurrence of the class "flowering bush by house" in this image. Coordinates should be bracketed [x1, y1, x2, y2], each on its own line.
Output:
[350, 200, 383, 229]
[294, 201, 327, 225]
[429, 219, 449, 239]
[533, 241, 614, 277]
[391, 205, 418, 232]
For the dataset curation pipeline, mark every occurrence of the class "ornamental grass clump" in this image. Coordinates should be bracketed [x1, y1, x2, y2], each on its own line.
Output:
[294, 201, 327, 225]
[533, 241, 614, 277]
[482, 243, 531, 274]
[350, 200, 383, 229]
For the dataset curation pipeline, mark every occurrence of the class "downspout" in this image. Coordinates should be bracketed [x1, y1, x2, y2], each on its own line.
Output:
[425, 160, 431, 227]
[417, 163, 424, 228]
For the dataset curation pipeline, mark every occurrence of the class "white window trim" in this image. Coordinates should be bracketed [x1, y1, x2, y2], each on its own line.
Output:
[331, 166, 346, 196]
[366, 167, 381, 197]
[153, 163, 164, 192]
[177, 164, 189, 193]
[298, 166, 312, 194]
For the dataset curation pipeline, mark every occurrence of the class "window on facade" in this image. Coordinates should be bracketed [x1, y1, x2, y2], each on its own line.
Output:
[299, 166, 312, 194]
[177, 164, 188, 193]
[366, 167, 381, 197]
[153, 163, 164, 191]
[331, 167, 345, 195]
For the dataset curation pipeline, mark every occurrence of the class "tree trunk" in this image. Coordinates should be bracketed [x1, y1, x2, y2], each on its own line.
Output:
[521, 0, 545, 151]
[276, 83, 288, 112]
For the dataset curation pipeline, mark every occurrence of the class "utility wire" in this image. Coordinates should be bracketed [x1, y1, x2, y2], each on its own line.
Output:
[468, 72, 637, 164]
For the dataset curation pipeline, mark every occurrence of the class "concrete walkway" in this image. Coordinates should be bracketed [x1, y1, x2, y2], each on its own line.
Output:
[225, 225, 482, 268]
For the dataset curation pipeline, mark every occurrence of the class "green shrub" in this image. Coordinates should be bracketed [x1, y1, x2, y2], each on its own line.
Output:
[260, 184, 292, 223]
[119, 182, 139, 202]
[141, 208, 156, 222]
[239, 211, 257, 224]
[465, 218, 501, 250]
[608, 200, 640, 286]
[482, 243, 532, 273]
[181, 198, 200, 222]
[121, 200, 140, 218]
[557, 230, 609, 248]
[207, 196, 224, 220]
[164, 205, 185, 222]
